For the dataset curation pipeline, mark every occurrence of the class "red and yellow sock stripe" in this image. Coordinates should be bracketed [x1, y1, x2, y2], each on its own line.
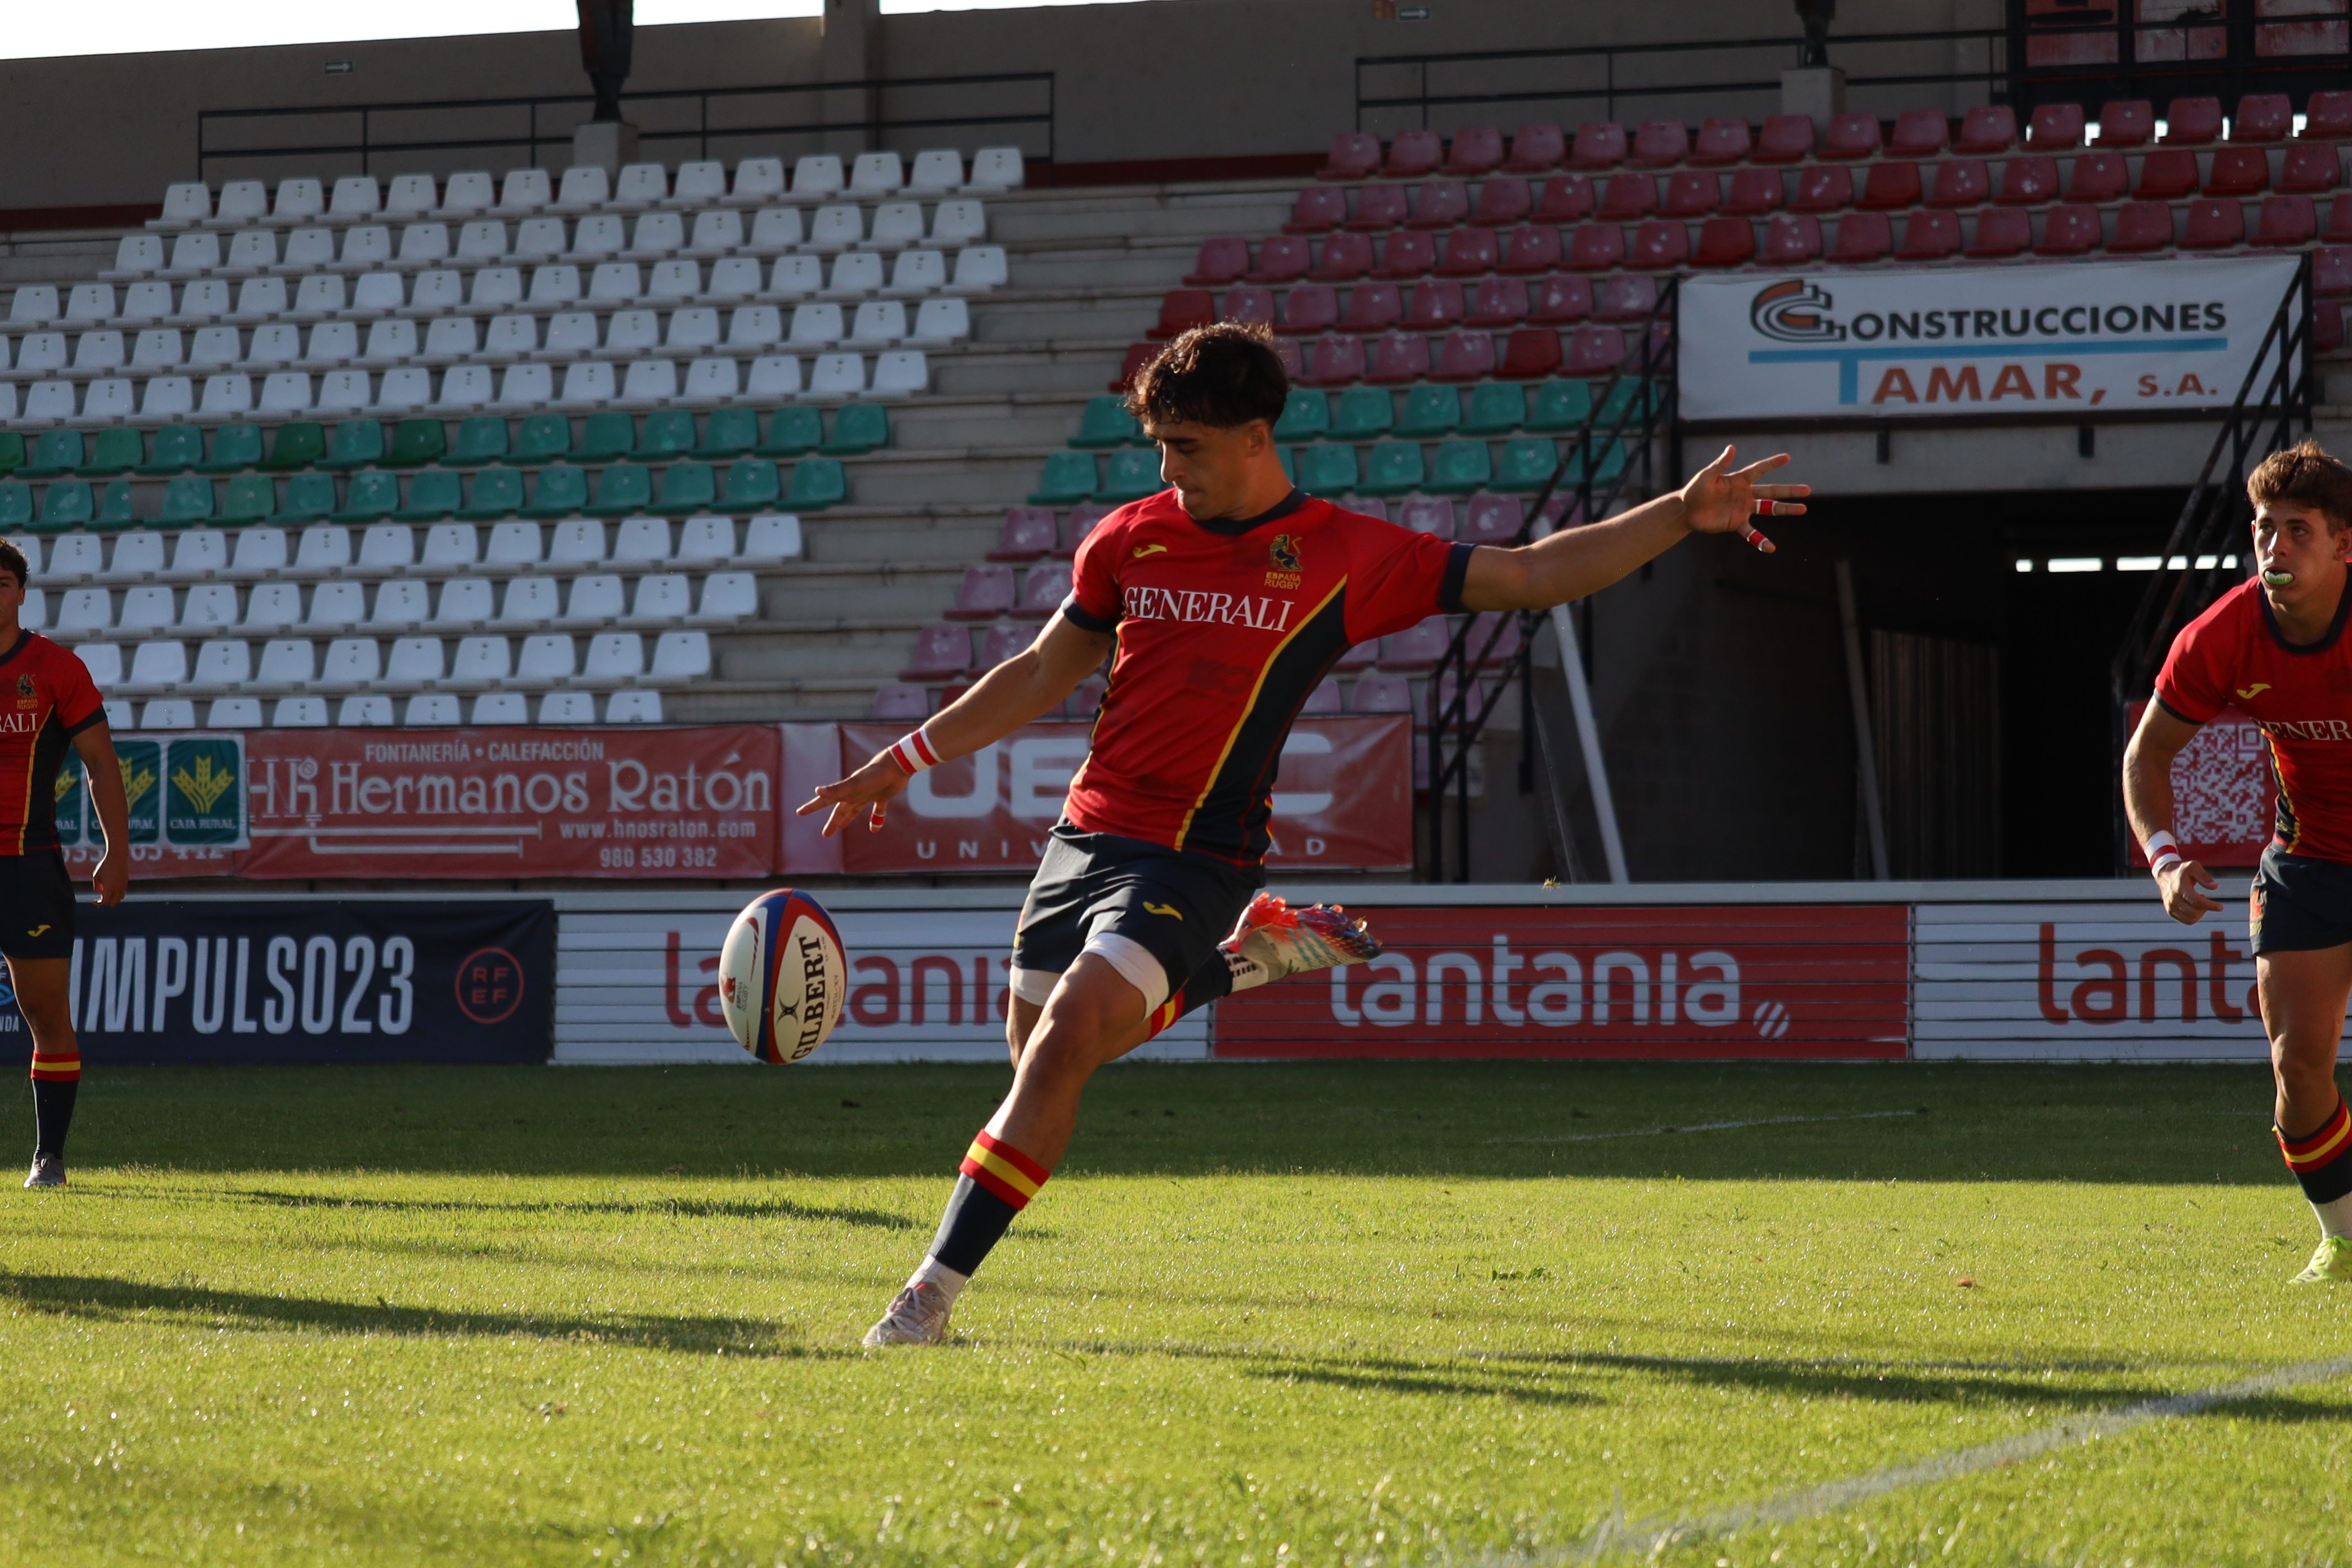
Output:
[2279, 1098, 2352, 1173]
[29, 1050, 80, 1083]
[960, 1129, 1049, 1210]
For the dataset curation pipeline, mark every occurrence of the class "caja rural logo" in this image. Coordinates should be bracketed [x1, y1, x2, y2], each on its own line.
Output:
[1749, 279, 1844, 343]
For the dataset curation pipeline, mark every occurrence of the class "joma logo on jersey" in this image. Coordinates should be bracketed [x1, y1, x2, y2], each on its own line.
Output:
[1120, 585, 1296, 631]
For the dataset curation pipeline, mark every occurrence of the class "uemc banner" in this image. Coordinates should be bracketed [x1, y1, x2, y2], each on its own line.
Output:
[7, 899, 555, 1064]
[1680, 256, 2298, 421]
[2123, 701, 2268, 869]
[1212, 903, 1909, 1059]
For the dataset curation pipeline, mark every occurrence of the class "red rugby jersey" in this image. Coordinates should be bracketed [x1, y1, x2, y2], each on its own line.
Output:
[1061, 488, 1471, 865]
[2157, 576, 2352, 862]
[0, 631, 104, 855]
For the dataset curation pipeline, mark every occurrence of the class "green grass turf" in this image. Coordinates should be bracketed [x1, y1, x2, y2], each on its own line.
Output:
[2, 1061, 2347, 1567]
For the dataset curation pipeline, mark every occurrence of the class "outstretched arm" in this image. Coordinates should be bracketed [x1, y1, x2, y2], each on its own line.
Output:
[1457, 445, 1808, 613]
[798, 612, 1115, 836]
[2122, 700, 2225, 923]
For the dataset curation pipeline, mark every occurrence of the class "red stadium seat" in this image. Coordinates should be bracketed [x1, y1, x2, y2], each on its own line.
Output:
[871, 684, 934, 720]
[1335, 637, 1379, 671]
[1499, 224, 1563, 274]
[1397, 496, 1457, 538]
[2319, 302, 2344, 354]
[1406, 179, 1471, 229]
[1591, 274, 1657, 322]
[1556, 222, 1620, 272]
[2315, 246, 2352, 296]
[1385, 128, 1444, 178]
[1373, 229, 1436, 278]
[1183, 238, 1248, 285]
[1270, 336, 1305, 380]
[1464, 276, 1528, 326]
[1630, 120, 1690, 168]
[1366, 330, 1431, 384]
[1896, 210, 1959, 261]
[1434, 226, 1499, 277]
[1317, 132, 1381, 181]
[1597, 174, 1657, 221]
[1148, 289, 1215, 339]
[1789, 166, 1854, 213]
[2181, 198, 2244, 249]
[2109, 201, 2176, 252]
[1346, 182, 1409, 231]
[1443, 126, 1505, 176]
[2037, 203, 2104, 256]
[1499, 326, 1563, 380]
[1661, 170, 1720, 217]
[1628, 220, 1688, 269]
[1693, 216, 1756, 266]
[1562, 324, 1626, 377]
[987, 509, 1057, 563]
[1347, 674, 1411, 714]
[1432, 328, 1496, 381]
[2164, 97, 2224, 144]
[2282, 144, 2341, 194]
[1285, 186, 1348, 234]
[1955, 105, 2018, 154]
[1995, 157, 2061, 204]
[1963, 207, 2029, 258]
[1761, 213, 1823, 265]
[1527, 273, 1592, 323]
[1404, 279, 1464, 328]
[1310, 231, 1374, 281]
[1691, 118, 1753, 166]
[1276, 283, 1339, 335]
[1723, 167, 1784, 216]
[2254, 194, 2318, 247]
[1340, 281, 1402, 332]
[1504, 123, 1567, 172]
[1828, 211, 1891, 262]
[2097, 99, 2155, 146]
[1223, 285, 1276, 326]
[1888, 110, 1949, 157]
[2206, 148, 2270, 197]
[901, 625, 971, 679]
[2067, 151, 2130, 202]
[1926, 158, 1990, 207]
[1569, 122, 1628, 170]
[982, 621, 1037, 665]
[1821, 113, 1881, 159]
[1246, 237, 1311, 283]
[1299, 334, 1366, 386]
[1110, 342, 1153, 391]
[1463, 495, 1527, 545]
[1015, 562, 1072, 621]
[2306, 91, 2352, 141]
[1475, 176, 1533, 226]
[1379, 620, 1450, 671]
[1535, 175, 1594, 222]
[2232, 93, 2292, 143]
[1859, 161, 1922, 210]
[944, 564, 1015, 621]
[2136, 149, 2200, 200]
[2028, 103, 2086, 149]
[2328, 194, 2352, 242]
[1754, 114, 1815, 163]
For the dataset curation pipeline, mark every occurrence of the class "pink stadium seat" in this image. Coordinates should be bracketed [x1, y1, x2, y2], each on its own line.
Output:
[1464, 276, 1529, 327]
[1535, 175, 1594, 222]
[1597, 173, 1657, 221]
[871, 684, 933, 721]
[1564, 223, 1625, 271]
[1859, 162, 1922, 210]
[1300, 334, 1366, 387]
[902, 624, 970, 679]
[1661, 171, 1720, 217]
[1790, 166, 1854, 213]
[2206, 148, 2270, 197]
[1963, 207, 2029, 258]
[1397, 496, 1457, 538]
[1381, 620, 1450, 671]
[1366, 330, 1431, 385]
[1927, 158, 1990, 207]
[1311, 231, 1374, 281]
[2320, 302, 2345, 354]
[1443, 126, 1505, 176]
[1754, 114, 1815, 163]
[1896, 210, 1959, 261]
[1433, 226, 1499, 277]
[1385, 128, 1444, 178]
[1347, 674, 1411, 715]
[2282, 144, 2341, 194]
[1569, 122, 1628, 171]
[1341, 281, 1402, 332]
[1828, 211, 1892, 262]
[1148, 289, 1215, 339]
[1061, 504, 1112, 556]
[1318, 132, 1382, 181]
[944, 564, 1015, 621]
[2314, 247, 2352, 296]
[1246, 237, 1312, 283]
[1821, 113, 1882, 160]
[1463, 495, 1526, 546]
[2165, 97, 2224, 145]
[981, 623, 1031, 667]
[1223, 285, 1276, 326]
[2037, 203, 2104, 256]
[2181, 198, 2245, 249]
[1373, 229, 1437, 278]
[1499, 224, 1563, 274]
[2109, 201, 2175, 252]
[1347, 182, 1410, 231]
[988, 508, 1057, 562]
[1693, 216, 1756, 267]
[1271, 336, 1305, 379]
[1297, 681, 1342, 716]
[2136, 149, 2200, 199]
[2066, 151, 2130, 202]
[1407, 178, 1471, 229]
[1335, 638, 1378, 671]
[1184, 239, 1249, 286]
[1562, 324, 1625, 377]
[2328, 194, 2352, 242]
[1628, 220, 1688, 269]
[1499, 327, 1563, 380]
[1590, 274, 1656, 322]
[1432, 328, 1496, 382]
[1761, 213, 1823, 265]
[1277, 283, 1339, 335]
[1996, 156, 2061, 204]
[1527, 274, 1592, 323]
[1015, 562, 1072, 620]
[2027, 103, 2086, 149]
[1504, 123, 1567, 172]
[1955, 105, 2018, 154]
[1630, 121, 1690, 168]
[1404, 278, 1464, 328]
[2253, 194, 2318, 247]
[2097, 100, 2155, 146]
[1691, 118, 1753, 166]
[2233, 93, 2292, 143]
[1286, 186, 1348, 233]
[1475, 176, 1533, 226]
[2306, 91, 2352, 141]
[1111, 342, 1153, 392]
[1723, 167, 1785, 216]
[1888, 110, 1949, 157]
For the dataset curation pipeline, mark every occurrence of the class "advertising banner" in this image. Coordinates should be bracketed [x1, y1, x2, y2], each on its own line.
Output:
[1211, 903, 1910, 1059]
[1680, 256, 2299, 422]
[0, 899, 555, 1064]
[56, 732, 250, 880]
[2123, 701, 2268, 868]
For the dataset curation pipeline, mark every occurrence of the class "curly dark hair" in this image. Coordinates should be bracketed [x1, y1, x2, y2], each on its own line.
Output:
[1122, 320, 1290, 430]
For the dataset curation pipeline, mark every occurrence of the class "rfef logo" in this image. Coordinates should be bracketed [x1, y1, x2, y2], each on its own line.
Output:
[1749, 279, 1844, 343]
[455, 946, 524, 1024]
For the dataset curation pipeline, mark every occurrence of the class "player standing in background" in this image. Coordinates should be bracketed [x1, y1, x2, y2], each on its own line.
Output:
[2126, 441, 2352, 1282]
[801, 323, 1807, 1346]
[0, 541, 130, 1188]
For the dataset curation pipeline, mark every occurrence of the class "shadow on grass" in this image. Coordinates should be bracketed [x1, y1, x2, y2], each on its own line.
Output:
[207, 1186, 919, 1231]
[0, 1269, 860, 1361]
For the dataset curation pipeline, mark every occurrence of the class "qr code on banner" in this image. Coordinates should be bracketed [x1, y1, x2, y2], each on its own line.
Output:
[2171, 716, 2270, 862]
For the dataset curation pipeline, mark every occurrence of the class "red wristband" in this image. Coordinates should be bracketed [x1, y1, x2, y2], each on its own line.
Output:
[888, 728, 941, 776]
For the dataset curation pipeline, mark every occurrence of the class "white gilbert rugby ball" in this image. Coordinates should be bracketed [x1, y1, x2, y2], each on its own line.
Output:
[718, 889, 847, 1064]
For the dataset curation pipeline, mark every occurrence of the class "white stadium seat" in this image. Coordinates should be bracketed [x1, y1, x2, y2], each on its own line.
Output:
[338, 696, 395, 726]
[103, 235, 164, 282]
[684, 210, 742, 257]
[386, 173, 439, 217]
[255, 638, 317, 692]
[438, 171, 496, 218]
[154, 182, 213, 229]
[141, 698, 196, 730]
[948, 244, 1008, 292]
[650, 629, 711, 681]
[806, 204, 863, 252]
[571, 214, 626, 260]
[211, 181, 267, 228]
[405, 693, 462, 724]
[539, 691, 597, 724]
[612, 162, 669, 210]
[473, 692, 530, 724]
[605, 689, 663, 723]
[691, 572, 756, 625]
[75, 644, 124, 687]
[411, 271, 468, 316]
[612, 516, 671, 564]
[669, 161, 726, 207]
[731, 158, 786, 206]
[243, 583, 302, 631]
[578, 631, 643, 687]
[850, 152, 905, 195]
[624, 574, 690, 626]
[124, 642, 188, 694]
[825, 252, 884, 298]
[676, 515, 733, 564]
[193, 639, 253, 691]
[910, 296, 969, 344]
[866, 202, 925, 251]
[548, 518, 607, 567]
[510, 633, 577, 687]
[483, 524, 541, 570]
[445, 634, 511, 688]
[274, 697, 329, 727]
[496, 168, 553, 216]
[435, 578, 496, 630]
[562, 573, 625, 627]
[907, 149, 964, 194]
[420, 524, 480, 573]
[741, 514, 803, 562]
[885, 249, 947, 297]
[703, 257, 763, 302]
[227, 529, 289, 582]
[272, 178, 326, 224]
[208, 697, 265, 728]
[847, 300, 906, 345]
[790, 155, 845, 202]
[554, 165, 610, 213]
[805, 351, 867, 400]
[117, 586, 176, 634]
[966, 146, 1026, 192]
[746, 207, 805, 254]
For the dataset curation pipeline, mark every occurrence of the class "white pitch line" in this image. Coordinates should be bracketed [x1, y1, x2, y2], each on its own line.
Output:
[1484, 1110, 1923, 1146]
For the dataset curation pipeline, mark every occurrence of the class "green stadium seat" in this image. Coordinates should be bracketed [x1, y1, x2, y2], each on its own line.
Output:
[261, 421, 325, 472]
[719, 459, 781, 512]
[0, 484, 32, 530]
[1357, 442, 1427, 497]
[320, 420, 384, 471]
[21, 431, 84, 479]
[1527, 379, 1595, 433]
[280, 473, 337, 523]
[84, 428, 146, 478]
[197, 424, 263, 475]
[1396, 385, 1462, 439]
[824, 404, 890, 455]
[632, 410, 698, 460]
[692, 408, 759, 460]
[523, 464, 589, 519]
[35, 482, 92, 533]
[1271, 389, 1330, 443]
[1427, 439, 1495, 495]
[1029, 451, 1097, 505]
[655, 461, 716, 515]
[1462, 382, 1529, 435]
[757, 407, 823, 457]
[1097, 449, 1162, 502]
[514, 415, 571, 464]
[139, 426, 203, 475]
[587, 462, 653, 517]
[459, 467, 525, 521]
[1330, 385, 1395, 440]
[578, 411, 636, 463]
[0, 433, 23, 477]
[394, 469, 462, 522]
[93, 479, 136, 531]
[332, 470, 399, 524]
[1560, 438, 1627, 488]
[448, 416, 510, 467]
[1596, 378, 1655, 428]
[1493, 438, 1559, 492]
[1294, 443, 1360, 495]
[219, 475, 276, 525]
[1072, 395, 1143, 448]
[386, 418, 448, 469]
[787, 457, 848, 510]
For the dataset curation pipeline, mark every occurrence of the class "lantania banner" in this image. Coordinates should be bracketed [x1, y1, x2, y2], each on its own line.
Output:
[1678, 255, 2300, 421]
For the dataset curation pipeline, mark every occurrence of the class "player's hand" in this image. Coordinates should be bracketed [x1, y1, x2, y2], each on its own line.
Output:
[1677, 445, 1808, 554]
[795, 750, 912, 836]
[91, 847, 127, 907]
[2156, 858, 2222, 924]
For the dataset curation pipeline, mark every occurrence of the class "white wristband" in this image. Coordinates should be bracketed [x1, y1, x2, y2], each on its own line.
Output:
[2145, 829, 2181, 876]
[888, 727, 941, 776]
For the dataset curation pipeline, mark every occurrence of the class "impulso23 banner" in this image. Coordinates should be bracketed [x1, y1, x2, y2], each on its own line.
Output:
[1679, 256, 2300, 422]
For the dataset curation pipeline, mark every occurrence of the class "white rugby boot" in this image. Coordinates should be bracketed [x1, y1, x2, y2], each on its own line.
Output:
[862, 1280, 955, 1347]
[1221, 892, 1383, 982]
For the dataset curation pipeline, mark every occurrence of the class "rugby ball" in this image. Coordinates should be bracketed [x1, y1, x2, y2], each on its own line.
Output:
[718, 889, 847, 1064]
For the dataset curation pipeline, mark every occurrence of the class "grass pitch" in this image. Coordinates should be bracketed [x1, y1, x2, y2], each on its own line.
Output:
[2, 1061, 2346, 1567]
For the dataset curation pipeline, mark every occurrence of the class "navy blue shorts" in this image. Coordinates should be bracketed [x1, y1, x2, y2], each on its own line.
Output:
[2250, 845, 2352, 955]
[1009, 825, 1260, 1009]
[0, 853, 75, 962]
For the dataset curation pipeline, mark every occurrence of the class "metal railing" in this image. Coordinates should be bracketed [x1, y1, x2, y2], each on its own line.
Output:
[1422, 278, 1680, 883]
[194, 71, 1054, 181]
